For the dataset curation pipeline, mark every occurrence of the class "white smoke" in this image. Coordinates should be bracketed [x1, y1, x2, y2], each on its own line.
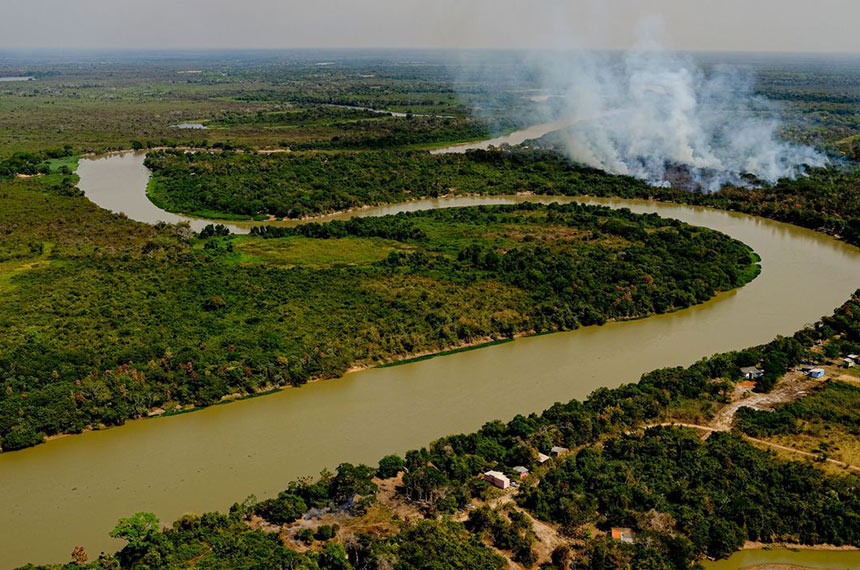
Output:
[532, 47, 827, 190]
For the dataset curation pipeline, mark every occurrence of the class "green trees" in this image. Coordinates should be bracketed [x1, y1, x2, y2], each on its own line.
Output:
[198, 224, 231, 238]
[250, 463, 375, 527]
[0, 146, 74, 178]
[143, 148, 652, 220]
[520, 427, 860, 562]
[0, 425, 44, 451]
[466, 506, 537, 566]
[0, 201, 756, 452]
[377, 454, 405, 478]
[392, 520, 506, 570]
[317, 542, 351, 569]
[254, 493, 308, 525]
[110, 512, 160, 552]
[330, 463, 377, 504]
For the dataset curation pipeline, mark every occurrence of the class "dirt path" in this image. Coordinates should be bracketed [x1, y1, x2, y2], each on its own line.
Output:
[709, 372, 820, 431]
[524, 511, 566, 566]
[451, 489, 565, 569]
[744, 436, 860, 472]
[652, 422, 860, 472]
[656, 371, 860, 471]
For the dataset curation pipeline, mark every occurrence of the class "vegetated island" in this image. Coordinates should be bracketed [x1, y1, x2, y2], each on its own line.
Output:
[0, 192, 758, 452]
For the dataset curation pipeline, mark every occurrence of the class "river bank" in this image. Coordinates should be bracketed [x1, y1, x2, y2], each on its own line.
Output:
[705, 546, 860, 570]
[1, 111, 857, 567]
[4, 163, 860, 566]
[6, 196, 760, 454]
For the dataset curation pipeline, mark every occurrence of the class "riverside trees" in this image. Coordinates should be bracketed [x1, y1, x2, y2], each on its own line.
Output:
[0, 198, 757, 452]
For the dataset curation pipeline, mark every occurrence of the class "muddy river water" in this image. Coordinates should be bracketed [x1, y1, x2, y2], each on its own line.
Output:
[2, 134, 860, 567]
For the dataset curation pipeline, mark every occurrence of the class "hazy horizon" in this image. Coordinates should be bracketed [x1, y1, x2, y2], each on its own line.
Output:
[3, 0, 860, 54]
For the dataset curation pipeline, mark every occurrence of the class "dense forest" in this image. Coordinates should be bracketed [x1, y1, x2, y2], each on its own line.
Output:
[142, 148, 860, 256]
[143, 148, 650, 219]
[0, 198, 756, 452]
[18, 293, 860, 570]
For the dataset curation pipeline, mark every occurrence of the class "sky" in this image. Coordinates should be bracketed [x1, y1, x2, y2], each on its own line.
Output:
[2, 0, 859, 53]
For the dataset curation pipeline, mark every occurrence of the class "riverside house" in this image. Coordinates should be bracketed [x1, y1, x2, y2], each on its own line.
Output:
[483, 471, 510, 490]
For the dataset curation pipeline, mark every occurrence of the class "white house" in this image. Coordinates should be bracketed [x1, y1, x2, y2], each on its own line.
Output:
[740, 366, 764, 380]
[483, 470, 510, 489]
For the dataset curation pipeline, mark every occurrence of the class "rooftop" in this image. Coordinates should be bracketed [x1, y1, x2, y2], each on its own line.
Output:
[484, 470, 506, 478]
[611, 527, 634, 543]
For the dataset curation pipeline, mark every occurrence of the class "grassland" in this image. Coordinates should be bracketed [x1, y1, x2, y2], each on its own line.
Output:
[0, 53, 522, 158]
[230, 236, 411, 268]
[735, 378, 860, 471]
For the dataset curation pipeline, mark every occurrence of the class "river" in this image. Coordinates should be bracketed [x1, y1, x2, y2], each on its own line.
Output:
[2, 140, 860, 568]
[706, 548, 860, 569]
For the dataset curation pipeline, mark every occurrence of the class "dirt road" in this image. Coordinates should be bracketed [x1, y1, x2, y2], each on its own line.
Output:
[709, 372, 821, 431]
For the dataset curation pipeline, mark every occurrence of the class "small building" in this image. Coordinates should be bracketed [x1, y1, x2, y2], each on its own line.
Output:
[842, 358, 856, 369]
[611, 527, 634, 544]
[740, 366, 764, 380]
[537, 452, 551, 464]
[808, 368, 825, 378]
[513, 466, 529, 479]
[550, 446, 568, 457]
[848, 354, 860, 363]
[483, 470, 510, 490]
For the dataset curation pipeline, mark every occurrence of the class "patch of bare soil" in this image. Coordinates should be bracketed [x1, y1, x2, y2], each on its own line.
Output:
[521, 509, 566, 567]
[450, 485, 566, 569]
[709, 372, 823, 431]
[374, 472, 423, 521]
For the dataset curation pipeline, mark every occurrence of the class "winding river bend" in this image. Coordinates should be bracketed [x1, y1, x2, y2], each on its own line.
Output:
[2, 141, 860, 568]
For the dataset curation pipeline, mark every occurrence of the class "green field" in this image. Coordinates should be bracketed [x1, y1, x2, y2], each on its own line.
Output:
[231, 236, 411, 267]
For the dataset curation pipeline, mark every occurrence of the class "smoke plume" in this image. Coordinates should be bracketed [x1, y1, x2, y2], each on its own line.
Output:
[528, 49, 826, 191]
[532, 47, 826, 190]
[454, 36, 829, 192]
